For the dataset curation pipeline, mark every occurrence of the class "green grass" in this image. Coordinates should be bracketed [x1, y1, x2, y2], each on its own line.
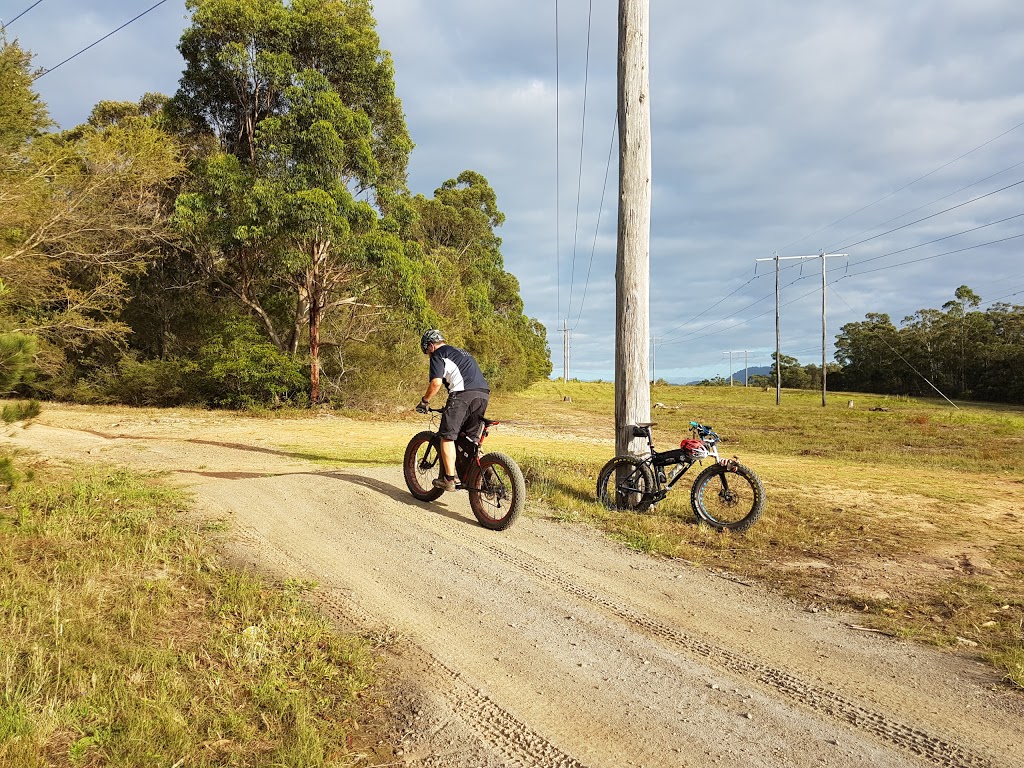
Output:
[1, 399, 41, 424]
[0, 458, 378, 766]
[492, 381, 1024, 688]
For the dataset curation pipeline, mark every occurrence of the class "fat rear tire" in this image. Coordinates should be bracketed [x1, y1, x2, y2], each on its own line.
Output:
[467, 452, 525, 531]
[596, 455, 655, 513]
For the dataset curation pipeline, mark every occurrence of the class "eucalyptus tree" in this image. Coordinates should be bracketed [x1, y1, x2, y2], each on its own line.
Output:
[172, 0, 419, 402]
[2, 37, 183, 388]
[408, 171, 551, 389]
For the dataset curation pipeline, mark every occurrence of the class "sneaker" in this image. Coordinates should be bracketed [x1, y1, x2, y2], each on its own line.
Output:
[432, 476, 457, 492]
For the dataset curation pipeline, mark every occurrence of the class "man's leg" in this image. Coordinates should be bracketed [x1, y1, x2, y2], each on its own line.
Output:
[433, 397, 466, 492]
[440, 439, 456, 479]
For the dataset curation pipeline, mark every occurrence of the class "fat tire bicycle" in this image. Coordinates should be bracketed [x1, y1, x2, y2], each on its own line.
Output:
[596, 421, 766, 532]
[403, 407, 526, 531]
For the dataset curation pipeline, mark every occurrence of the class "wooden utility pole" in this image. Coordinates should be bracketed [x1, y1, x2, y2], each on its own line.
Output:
[820, 251, 827, 407]
[562, 319, 569, 383]
[615, 0, 651, 457]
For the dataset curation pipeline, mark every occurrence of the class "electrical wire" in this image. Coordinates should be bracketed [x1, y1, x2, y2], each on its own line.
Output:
[34, 0, 170, 80]
[845, 232, 1024, 278]
[571, 113, 617, 330]
[660, 270, 817, 346]
[554, 0, 561, 327]
[566, 0, 593, 327]
[823, 158, 1024, 254]
[844, 212, 1024, 271]
[828, 285, 960, 409]
[656, 275, 762, 340]
[1, 0, 43, 29]
[833, 178, 1024, 252]
[782, 115, 1024, 253]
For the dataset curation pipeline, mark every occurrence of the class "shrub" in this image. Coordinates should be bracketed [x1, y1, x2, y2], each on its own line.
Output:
[0, 333, 36, 392]
[0, 454, 17, 490]
[197, 321, 308, 409]
[97, 355, 199, 406]
[1, 399, 41, 423]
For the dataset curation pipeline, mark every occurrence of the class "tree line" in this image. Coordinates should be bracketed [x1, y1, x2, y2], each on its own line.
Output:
[0, 0, 551, 411]
[695, 285, 1024, 404]
[833, 285, 1024, 404]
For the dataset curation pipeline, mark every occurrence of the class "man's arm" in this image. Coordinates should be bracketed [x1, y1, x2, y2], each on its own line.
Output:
[421, 378, 443, 405]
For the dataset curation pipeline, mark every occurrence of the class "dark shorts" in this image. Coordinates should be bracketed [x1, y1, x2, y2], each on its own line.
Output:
[439, 390, 490, 441]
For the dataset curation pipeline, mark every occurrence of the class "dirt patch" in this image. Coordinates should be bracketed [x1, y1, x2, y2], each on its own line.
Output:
[5, 403, 1024, 768]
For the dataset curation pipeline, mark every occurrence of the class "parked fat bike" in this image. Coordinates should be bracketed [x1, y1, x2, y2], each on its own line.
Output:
[596, 421, 766, 532]
[403, 407, 525, 531]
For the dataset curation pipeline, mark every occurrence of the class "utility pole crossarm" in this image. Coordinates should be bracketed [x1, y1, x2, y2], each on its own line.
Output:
[754, 252, 848, 407]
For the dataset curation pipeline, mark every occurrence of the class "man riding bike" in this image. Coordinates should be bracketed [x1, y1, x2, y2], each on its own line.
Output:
[415, 329, 490, 492]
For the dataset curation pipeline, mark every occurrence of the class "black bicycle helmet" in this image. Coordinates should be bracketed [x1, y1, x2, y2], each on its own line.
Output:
[420, 329, 444, 353]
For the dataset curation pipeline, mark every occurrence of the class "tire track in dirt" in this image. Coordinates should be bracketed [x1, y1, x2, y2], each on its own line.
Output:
[7, 419, 1015, 767]
[343, 476, 994, 768]
[233, 525, 589, 768]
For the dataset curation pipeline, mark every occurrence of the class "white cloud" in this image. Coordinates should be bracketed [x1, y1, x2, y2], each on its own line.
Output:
[11, 0, 1024, 381]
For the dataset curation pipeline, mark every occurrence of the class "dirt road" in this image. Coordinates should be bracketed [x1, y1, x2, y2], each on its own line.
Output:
[5, 405, 1022, 768]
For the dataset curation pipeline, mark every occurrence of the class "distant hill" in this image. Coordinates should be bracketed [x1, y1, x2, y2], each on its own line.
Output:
[686, 365, 771, 385]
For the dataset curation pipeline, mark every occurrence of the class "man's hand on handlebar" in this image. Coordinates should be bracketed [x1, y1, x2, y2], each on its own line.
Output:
[415, 400, 429, 414]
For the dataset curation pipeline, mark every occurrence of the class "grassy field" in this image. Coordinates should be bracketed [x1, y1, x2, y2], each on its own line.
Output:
[0, 459, 381, 767]
[1, 377, 1020, 767]
[255, 380, 1023, 688]
[483, 381, 1024, 689]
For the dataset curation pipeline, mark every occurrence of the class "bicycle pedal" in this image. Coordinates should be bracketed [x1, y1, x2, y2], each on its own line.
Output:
[650, 490, 668, 503]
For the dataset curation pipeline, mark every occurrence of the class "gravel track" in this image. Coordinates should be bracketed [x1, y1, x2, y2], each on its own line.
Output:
[5, 408, 1022, 768]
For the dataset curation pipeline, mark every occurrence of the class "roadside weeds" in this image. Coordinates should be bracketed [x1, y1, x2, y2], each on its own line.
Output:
[0, 456, 383, 767]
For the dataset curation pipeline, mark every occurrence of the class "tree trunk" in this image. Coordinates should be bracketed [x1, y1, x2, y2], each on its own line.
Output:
[309, 296, 321, 405]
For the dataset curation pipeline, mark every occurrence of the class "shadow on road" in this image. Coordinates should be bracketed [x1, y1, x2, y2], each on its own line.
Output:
[173, 467, 478, 528]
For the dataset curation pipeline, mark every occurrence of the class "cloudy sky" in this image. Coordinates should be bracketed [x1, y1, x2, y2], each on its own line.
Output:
[7, 0, 1024, 383]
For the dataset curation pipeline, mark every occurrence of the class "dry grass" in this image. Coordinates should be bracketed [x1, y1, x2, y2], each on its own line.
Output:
[490, 381, 1024, 689]
[0, 460, 379, 766]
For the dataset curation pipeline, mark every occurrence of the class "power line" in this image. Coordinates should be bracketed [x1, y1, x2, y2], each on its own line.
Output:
[782, 115, 1024, 253]
[657, 274, 762, 340]
[572, 113, 617, 330]
[554, 0, 561, 326]
[34, 0, 170, 80]
[660, 270, 817, 345]
[844, 212, 1024, 271]
[828, 284, 960, 409]
[845, 231, 1024, 278]
[834, 177, 1024, 252]
[661, 211, 1024, 350]
[983, 284, 1024, 305]
[823, 158, 1024, 254]
[566, 0, 593, 325]
[1, 0, 44, 29]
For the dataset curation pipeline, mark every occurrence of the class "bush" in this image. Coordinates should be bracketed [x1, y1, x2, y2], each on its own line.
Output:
[96, 355, 199, 406]
[0, 455, 17, 490]
[1, 399, 41, 423]
[0, 333, 36, 392]
[197, 321, 308, 409]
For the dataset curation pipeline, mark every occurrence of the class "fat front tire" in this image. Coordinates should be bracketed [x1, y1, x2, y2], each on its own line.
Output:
[596, 455, 655, 513]
[468, 452, 525, 531]
[404, 431, 444, 502]
[690, 462, 766, 532]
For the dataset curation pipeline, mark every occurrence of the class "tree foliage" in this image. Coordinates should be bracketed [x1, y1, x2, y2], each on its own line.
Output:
[1, 64, 183, 388]
[172, 0, 423, 402]
[407, 171, 551, 389]
[835, 286, 1024, 403]
[1, 4, 550, 410]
